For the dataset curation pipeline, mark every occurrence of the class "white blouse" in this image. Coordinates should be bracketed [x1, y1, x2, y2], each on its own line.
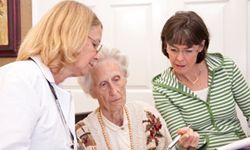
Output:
[193, 88, 209, 101]
[76, 101, 173, 150]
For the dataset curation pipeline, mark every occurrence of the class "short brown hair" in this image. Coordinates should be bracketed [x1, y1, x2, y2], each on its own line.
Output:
[161, 11, 209, 63]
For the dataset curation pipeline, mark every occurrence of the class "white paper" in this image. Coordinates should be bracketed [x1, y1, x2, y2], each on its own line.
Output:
[216, 137, 250, 150]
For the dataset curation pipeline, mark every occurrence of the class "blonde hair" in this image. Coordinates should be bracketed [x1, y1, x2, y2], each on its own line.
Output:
[17, 0, 102, 72]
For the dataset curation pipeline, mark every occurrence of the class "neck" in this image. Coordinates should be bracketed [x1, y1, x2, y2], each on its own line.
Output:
[178, 71, 200, 84]
[52, 68, 72, 84]
[175, 62, 204, 85]
[97, 106, 134, 150]
[100, 107, 124, 126]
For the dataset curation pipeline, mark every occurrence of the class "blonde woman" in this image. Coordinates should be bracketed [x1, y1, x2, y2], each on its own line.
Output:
[0, 1, 102, 149]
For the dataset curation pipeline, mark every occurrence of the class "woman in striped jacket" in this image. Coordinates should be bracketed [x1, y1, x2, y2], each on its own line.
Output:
[152, 11, 250, 149]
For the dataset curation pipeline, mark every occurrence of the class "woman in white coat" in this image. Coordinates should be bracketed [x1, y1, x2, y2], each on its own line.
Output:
[0, 1, 102, 149]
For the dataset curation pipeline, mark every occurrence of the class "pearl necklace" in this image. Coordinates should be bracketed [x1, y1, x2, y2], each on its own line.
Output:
[97, 107, 134, 150]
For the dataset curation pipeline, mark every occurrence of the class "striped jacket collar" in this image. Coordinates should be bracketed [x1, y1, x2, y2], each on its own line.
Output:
[152, 53, 224, 95]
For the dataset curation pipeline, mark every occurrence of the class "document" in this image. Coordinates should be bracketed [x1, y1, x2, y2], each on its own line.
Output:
[216, 137, 250, 150]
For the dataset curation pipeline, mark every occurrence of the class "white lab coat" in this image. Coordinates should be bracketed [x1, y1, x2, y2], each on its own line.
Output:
[0, 56, 75, 150]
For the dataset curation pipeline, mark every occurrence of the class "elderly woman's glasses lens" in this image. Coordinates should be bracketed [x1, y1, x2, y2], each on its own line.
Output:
[88, 36, 102, 53]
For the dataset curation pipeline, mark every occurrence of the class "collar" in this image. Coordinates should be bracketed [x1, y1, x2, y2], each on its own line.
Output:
[30, 55, 55, 83]
[101, 109, 128, 132]
[205, 53, 224, 72]
[152, 53, 225, 95]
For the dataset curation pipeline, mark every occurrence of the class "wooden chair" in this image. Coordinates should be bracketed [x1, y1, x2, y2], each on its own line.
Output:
[75, 111, 91, 123]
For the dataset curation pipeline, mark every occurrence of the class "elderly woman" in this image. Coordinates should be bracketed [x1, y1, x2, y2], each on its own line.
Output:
[76, 48, 199, 150]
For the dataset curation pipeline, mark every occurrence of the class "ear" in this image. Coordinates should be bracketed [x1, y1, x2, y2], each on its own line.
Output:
[123, 71, 128, 82]
[90, 88, 97, 99]
[124, 72, 128, 78]
[198, 40, 205, 52]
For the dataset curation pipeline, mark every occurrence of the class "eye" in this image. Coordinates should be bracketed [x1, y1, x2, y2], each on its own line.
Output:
[169, 48, 177, 52]
[88, 36, 100, 49]
[99, 81, 107, 89]
[113, 75, 121, 82]
[185, 49, 194, 53]
[92, 42, 98, 49]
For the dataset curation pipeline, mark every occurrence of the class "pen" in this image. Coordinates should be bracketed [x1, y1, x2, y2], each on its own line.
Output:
[167, 124, 192, 150]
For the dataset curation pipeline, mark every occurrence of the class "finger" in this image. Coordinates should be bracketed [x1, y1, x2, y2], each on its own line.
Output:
[179, 134, 192, 148]
[177, 127, 190, 135]
[190, 132, 199, 148]
[179, 131, 199, 148]
[188, 146, 197, 150]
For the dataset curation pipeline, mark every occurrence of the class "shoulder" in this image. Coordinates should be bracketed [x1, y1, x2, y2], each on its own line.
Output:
[75, 112, 97, 149]
[75, 120, 89, 136]
[207, 53, 235, 64]
[75, 111, 98, 134]
[0, 60, 42, 81]
[127, 101, 162, 119]
[206, 53, 237, 70]
[152, 68, 171, 80]
[0, 60, 48, 96]
[152, 68, 173, 86]
[127, 101, 154, 110]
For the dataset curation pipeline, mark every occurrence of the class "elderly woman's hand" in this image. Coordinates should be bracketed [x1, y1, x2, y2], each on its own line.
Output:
[177, 127, 199, 149]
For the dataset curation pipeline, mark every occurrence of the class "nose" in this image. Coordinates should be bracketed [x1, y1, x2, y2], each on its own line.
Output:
[176, 51, 185, 61]
[89, 55, 99, 68]
[95, 52, 101, 59]
[109, 83, 118, 96]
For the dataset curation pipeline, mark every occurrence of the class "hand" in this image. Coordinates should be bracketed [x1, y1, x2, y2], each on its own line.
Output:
[177, 127, 199, 149]
[243, 145, 250, 150]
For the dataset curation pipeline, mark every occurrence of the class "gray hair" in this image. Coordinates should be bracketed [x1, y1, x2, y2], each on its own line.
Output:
[78, 47, 128, 95]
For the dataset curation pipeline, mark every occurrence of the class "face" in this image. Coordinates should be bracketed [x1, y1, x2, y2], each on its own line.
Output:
[166, 43, 203, 74]
[90, 59, 127, 113]
[69, 25, 102, 76]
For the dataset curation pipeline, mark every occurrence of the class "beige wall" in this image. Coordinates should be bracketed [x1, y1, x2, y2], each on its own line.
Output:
[0, 0, 32, 66]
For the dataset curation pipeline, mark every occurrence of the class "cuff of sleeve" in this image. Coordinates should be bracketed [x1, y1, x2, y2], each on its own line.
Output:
[175, 144, 187, 150]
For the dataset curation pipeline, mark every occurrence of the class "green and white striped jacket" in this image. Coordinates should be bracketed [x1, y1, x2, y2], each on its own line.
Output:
[152, 53, 250, 149]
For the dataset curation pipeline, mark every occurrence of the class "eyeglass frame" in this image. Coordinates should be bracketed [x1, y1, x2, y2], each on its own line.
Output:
[166, 43, 201, 57]
[88, 36, 103, 53]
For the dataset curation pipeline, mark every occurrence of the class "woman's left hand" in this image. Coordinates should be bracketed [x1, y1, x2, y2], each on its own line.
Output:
[177, 127, 199, 149]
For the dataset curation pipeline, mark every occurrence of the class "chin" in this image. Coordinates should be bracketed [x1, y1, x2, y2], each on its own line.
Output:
[78, 70, 87, 76]
[81, 68, 89, 76]
[112, 101, 125, 107]
[71, 72, 81, 77]
[80, 72, 86, 76]
[111, 105, 124, 111]
[173, 67, 188, 74]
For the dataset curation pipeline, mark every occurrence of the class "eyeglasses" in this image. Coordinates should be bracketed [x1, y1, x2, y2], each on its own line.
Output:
[166, 44, 199, 57]
[88, 36, 103, 53]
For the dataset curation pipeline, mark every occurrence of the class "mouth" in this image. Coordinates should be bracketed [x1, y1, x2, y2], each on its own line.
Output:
[88, 58, 98, 68]
[89, 62, 94, 68]
[111, 98, 122, 103]
[88, 61, 97, 68]
[175, 64, 185, 68]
